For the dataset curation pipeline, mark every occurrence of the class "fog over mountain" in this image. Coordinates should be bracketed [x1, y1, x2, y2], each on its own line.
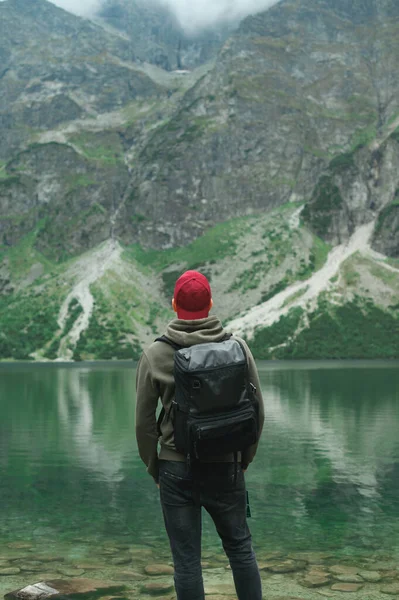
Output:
[47, 0, 281, 31]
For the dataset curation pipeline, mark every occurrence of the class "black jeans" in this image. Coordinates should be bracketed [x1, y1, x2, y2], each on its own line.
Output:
[159, 460, 262, 600]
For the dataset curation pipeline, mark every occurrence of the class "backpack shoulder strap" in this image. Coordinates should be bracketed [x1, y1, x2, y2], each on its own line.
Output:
[155, 336, 183, 437]
[155, 335, 183, 352]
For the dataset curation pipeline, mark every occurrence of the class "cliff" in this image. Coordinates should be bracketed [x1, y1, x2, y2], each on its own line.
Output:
[0, 0, 398, 361]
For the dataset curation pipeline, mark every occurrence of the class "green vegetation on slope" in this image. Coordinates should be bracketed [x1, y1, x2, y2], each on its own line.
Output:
[73, 286, 142, 361]
[0, 293, 59, 360]
[375, 197, 399, 236]
[249, 307, 304, 359]
[69, 132, 124, 165]
[250, 299, 399, 360]
[126, 217, 250, 271]
[302, 176, 344, 238]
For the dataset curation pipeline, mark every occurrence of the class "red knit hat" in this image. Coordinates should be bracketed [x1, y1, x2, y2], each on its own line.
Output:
[174, 270, 212, 320]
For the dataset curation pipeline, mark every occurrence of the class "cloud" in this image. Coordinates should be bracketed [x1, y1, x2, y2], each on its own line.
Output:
[49, 0, 103, 16]
[159, 0, 281, 32]
[40, 0, 281, 31]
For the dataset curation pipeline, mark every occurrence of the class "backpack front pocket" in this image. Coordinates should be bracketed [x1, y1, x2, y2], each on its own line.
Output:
[189, 404, 258, 459]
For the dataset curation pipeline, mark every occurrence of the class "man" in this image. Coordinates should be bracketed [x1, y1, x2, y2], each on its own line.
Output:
[136, 270, 264, 600]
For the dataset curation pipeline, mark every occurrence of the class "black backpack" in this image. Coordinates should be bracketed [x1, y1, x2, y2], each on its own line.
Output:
[156, 335, 259, 465]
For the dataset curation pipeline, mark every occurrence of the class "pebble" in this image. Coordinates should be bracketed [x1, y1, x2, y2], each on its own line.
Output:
[129, 547, 154, 556]
[144, 564, 174, 576]
[301, 573, 331, 588]
[36, 556, 65, 563]
[0, 568, 21, 576]
[335, 574, 364, 583]
[113, 571, 144, 582]
[205, 596, 237, 600]
[110, 557, 132, 566]
[4, 579, 125, 600]
[331, 583, 363, 592]
[258, 560, 281, 571]
[7, 542, 33, 550]
[329, 565, 359, 576]
[381, 570, 398, 580]
[381, 583, 399, 595]
[204, 584, 236, 594]
[358, 570, 382, 582]
[270, 559, 307, 573]
[75, 563, 102, 570]
[57, 568, 86, 577]
[18, 563, 44, 572]
[141, 582, 174, 595]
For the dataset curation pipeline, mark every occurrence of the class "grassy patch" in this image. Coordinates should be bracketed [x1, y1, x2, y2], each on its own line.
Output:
[72, 283, 146, 361]
[260, 278, 290, 303]
[229, 261, 268, 293]
[278, 299, 399, 359]
[281, 286, 308, 308]
[0, 292, 60, 360]
[311, 235, 331, 271]
[350, 124, 377, 152]
[70, 132, 124, 165]
[73, 288, 142, 362]
[0, 161, 8, 179]
[249, 307, 304, 359]
[302, 176, 343, 238]
[390, 126, 399, 143]
[375, 201, 399, 236]
[63, 299, 83, 336]
[65, 174, 97, 189]
[4, 224, 54, 280]
[329, 152, 355, 172]
[369, 262, 399, 287]
[125, 217, 251, 273]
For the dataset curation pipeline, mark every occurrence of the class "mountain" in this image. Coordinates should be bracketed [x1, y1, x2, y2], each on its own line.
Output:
[0, 0, 398, 361]
[97, 0, 234, 71]
[117, 0, 399, 252]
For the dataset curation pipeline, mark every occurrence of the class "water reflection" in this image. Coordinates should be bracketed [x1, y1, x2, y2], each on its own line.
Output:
[0, 362, 398, 554]
[57, 369, 127, 483]
[252, 365, 399, 550]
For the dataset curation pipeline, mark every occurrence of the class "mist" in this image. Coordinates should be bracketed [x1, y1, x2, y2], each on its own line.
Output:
[48, 0, 281, 32]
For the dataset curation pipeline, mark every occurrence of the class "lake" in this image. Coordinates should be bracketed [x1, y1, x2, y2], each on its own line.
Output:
[1, 361, 399, 599]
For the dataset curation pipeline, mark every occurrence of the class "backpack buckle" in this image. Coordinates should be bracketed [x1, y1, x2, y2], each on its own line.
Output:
[193, 379, 201, 390]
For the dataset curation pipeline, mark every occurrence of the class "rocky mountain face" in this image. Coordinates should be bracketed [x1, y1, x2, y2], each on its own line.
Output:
[0, 0, 399, 361]
[0, 0, 167, 259]
[98, 0, 233, 71]
[117, 0, 399, 253]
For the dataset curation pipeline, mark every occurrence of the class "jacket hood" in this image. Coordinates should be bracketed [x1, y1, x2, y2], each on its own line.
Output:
[164, 315, 226, 347]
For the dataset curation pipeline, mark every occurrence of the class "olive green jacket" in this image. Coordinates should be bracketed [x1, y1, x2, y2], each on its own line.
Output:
[135, 315, 265, 481]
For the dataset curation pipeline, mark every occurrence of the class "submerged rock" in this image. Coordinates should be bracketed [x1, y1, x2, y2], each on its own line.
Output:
[270, 559, 307, 573]
[56, 568, 85, 577]
[335, 574, 364, 584]
[329, 565, 359, 576]
[4, 579, 126, 600]
[0, 568, 21, 576]
[144, 564, 174, 576]
[109, 558, 132, 567]
[381, 583, 399, 595]
[331, 583, 363, 592]
[140, 581, 174, 595]
[301, 572, 331, 588]
[358, 570, 382, 582]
